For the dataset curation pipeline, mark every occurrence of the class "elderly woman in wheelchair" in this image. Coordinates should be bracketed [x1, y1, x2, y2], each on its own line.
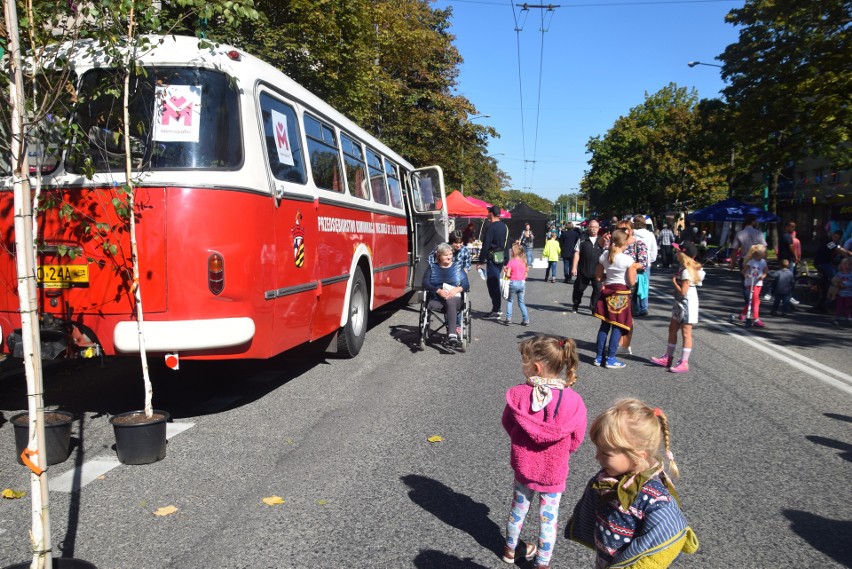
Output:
[421, 242, 471, 349]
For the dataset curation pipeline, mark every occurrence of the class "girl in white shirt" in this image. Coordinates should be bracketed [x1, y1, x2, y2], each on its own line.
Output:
[650, 242, 706, 373]
[592, 230, 642, 368]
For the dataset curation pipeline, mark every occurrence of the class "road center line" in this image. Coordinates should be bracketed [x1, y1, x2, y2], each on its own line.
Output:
[50, 421, 195, 493]
[648, 280, 851, 395]
[702, 314, 852, 396]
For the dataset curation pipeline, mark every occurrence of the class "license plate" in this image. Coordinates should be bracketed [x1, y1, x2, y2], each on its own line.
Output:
[36, 265, 89, 289]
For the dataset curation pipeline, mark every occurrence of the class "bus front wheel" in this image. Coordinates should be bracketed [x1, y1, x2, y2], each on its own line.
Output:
[337, 269, 368, 357]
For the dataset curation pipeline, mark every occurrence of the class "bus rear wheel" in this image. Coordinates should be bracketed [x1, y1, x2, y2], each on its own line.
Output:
[337, 269, 368, 357]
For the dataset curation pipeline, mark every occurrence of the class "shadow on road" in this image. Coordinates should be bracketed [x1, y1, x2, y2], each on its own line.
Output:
[402, 474, 504, 560]
[783, 509, 852, 566]
[413, 550, 492, 569]
[805, 434, 852, 463]
[0, 341, 327, 420]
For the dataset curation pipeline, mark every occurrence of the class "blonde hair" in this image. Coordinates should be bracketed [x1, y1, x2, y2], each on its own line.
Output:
[608, 229, 628, 264]
[589, 398, 680, 479]
[743, 244, 766, 265]
[519, 335, 579, 387]
[678, 252, 703, 285]
[511, 243, 527, 267]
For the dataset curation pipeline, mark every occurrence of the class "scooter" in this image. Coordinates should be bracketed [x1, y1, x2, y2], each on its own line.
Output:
[730, 268, 757, 327]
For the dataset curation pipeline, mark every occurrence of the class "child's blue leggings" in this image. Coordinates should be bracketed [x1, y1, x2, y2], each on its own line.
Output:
[596, 322, 622, 359]
[505, 482, 562, 566]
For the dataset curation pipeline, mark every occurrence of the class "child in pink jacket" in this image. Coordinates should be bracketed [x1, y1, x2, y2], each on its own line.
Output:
[501, 335, 587, 569]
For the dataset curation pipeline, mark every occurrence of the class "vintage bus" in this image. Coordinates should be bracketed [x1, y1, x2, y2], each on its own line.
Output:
[0, 35, 448, 364]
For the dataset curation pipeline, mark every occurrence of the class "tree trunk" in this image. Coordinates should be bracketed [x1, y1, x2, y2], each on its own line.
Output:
[4, 0, 52, 566]
[122, 7, 154, 418]
[769, 169, 780, 253]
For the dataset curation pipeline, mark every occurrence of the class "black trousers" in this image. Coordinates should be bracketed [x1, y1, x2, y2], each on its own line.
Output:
[660, 245, 673, 268]
[573, 273, 601, 310]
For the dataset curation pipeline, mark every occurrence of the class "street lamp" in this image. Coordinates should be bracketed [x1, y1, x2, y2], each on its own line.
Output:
[687, 61, 722, 68]
[469, 114, 491, 121]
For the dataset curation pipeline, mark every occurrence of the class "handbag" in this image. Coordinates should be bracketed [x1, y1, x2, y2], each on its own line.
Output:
[500, 274, 511, 299]
[490, 227, 509, 264]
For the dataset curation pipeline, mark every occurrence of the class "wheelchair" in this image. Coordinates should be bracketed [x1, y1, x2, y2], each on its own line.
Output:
[417, 289, 473, 352]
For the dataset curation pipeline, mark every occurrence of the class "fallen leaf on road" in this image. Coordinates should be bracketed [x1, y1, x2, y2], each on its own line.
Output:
[262, 496, 284, 506]
[427, 435, 444, 443]
[153, 505, 178, 516]
[317, 499, 328, 506]
[1, 488, 25, 499]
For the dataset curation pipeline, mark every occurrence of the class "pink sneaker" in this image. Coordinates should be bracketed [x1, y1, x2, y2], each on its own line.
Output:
[738, 314, 746, 322]
[669, 360, 689, 373]
[650, 354, 672, 368]
[752, 320, 765, 328]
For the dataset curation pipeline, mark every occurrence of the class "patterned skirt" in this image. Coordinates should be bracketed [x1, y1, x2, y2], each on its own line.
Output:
[594, 284, 633, 331]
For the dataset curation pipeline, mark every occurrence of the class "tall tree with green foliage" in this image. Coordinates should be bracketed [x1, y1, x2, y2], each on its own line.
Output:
[720, 0, 852, 236]
[583, 83, 728, 216]
[221, 0, 501, 194]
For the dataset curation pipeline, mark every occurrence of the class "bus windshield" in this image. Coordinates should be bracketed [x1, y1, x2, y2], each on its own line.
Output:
[67, 67, 242, 172]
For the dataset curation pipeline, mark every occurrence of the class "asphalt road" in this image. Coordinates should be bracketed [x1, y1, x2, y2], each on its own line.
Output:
[1, 262, 850, 568]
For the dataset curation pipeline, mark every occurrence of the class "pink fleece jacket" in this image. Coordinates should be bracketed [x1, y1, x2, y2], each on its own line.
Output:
[502, 383, 587, 493]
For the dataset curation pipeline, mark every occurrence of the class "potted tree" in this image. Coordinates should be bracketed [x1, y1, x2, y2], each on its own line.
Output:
[2, 1, 260, 566]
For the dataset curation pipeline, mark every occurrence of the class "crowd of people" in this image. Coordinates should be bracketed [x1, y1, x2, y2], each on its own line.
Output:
[419, 207, 848, 568]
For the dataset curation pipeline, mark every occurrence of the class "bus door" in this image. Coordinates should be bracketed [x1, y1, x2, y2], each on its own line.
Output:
[258, 89, 318, 352]
[408, 166, 448, 289]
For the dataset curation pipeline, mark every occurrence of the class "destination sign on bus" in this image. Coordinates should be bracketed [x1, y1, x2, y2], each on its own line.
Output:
[36, 265, 90, 289]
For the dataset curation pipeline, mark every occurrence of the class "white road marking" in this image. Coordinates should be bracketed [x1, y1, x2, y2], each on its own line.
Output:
[648, 278, 852, 396]
[49, 422, 195, 493]
[703, 314, 852, 396]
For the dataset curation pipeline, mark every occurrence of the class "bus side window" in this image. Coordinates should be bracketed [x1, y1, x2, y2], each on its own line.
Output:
[366, 148, 389, 205]
[259, 92, 307, 184]
[341, 133, 369, 200]
[385, 159, 403, 209]
[304, 114, 343, 193]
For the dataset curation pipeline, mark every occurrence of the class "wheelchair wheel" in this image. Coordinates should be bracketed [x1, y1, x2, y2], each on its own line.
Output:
[461, 301, 473, 351]
[418, 302, 430, 350]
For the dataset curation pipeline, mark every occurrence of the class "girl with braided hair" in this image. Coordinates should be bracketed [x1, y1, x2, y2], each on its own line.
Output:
[501, 336, 588, 569]
[566, 399, 699, 568]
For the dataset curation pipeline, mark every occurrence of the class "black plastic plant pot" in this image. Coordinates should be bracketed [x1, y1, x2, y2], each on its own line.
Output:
[3, 557, 97, 569]
[109, 409, 170, 465]
[11, 410, 74, 466]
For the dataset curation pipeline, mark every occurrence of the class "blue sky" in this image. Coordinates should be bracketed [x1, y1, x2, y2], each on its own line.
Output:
[433, 0, 743, 203]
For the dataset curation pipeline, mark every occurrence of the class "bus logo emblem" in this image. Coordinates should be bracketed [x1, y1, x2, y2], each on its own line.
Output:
[292, 211, 305, 268]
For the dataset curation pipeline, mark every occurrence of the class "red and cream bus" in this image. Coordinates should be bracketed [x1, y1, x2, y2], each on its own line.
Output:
[0, 35, 448, 364]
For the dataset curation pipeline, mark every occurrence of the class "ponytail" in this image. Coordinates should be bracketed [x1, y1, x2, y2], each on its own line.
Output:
[654, 407, 680, 480]
[608, 229, 628, 264]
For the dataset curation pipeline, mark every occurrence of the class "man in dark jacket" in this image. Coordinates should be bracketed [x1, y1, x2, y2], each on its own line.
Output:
[476, 205, 511, 317]
[570, 219, 604, 313]
[558, 222, 581, 283]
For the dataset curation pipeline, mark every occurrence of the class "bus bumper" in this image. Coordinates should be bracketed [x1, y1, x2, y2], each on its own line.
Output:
[113, 317, 256, 353]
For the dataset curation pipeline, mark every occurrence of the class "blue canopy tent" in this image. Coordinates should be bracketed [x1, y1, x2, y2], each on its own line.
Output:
[687, 198, 780, 223]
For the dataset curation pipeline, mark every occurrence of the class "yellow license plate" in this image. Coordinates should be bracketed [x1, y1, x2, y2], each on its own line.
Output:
[37, 265, 89, 289]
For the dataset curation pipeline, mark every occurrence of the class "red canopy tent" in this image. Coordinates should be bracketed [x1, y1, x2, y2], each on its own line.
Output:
[439, 190, 489, 218]
[465, 196, 512, 218]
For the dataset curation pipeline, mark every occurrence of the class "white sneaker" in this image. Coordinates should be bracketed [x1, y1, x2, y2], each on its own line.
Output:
[763, 294, 773, 301]
[617, 346, 632, 355]
[789, 298, 800, 305]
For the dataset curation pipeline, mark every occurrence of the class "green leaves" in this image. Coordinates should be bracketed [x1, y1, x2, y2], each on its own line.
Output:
[584, 83, 728, 214]
[720, 0, 852, 207]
